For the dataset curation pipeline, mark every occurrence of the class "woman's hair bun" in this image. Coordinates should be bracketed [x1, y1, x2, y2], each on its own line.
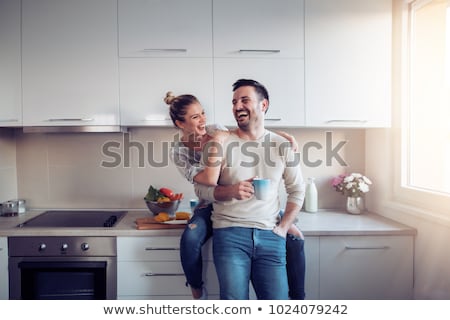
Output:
[164, 91, 176, 105]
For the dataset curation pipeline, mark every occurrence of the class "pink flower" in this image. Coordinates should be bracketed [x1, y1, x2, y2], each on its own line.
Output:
[331, 174, 345, 187]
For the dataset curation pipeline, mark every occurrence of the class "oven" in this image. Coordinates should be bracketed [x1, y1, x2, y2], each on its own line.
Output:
[8, 210, 127, 300]
[9, 236, 117, 300]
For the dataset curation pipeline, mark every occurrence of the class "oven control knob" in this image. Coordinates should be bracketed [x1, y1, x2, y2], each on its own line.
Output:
[61, 243, 69, 251]
[38, 243, 46, 252]
[81, 243, 90, 251]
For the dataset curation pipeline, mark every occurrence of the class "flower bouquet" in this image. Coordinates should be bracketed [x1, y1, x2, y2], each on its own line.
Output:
[331, 173, 372, 214]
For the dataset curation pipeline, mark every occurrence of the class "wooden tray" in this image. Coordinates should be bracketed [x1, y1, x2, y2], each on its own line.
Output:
[135, 216, 188, 230]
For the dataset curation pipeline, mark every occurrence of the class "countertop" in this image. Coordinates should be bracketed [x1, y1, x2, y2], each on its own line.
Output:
[0, 209, 417, 237]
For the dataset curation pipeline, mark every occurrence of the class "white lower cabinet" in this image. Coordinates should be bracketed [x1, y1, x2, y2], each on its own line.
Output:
[304, 236, 320, 300]
[318, 235, 414, 299]
[117, 236, 219, 300]
[117, 234, 413, 300]
[0, 237, 8, 299]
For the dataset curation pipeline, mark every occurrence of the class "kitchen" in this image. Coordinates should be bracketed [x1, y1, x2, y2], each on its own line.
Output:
[1, 0, 449, 301]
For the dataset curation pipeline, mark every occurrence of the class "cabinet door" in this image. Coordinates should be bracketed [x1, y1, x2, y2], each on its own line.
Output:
[118, 0, 212, 57]
[305, 0, 392, 127]
[319, 236, 413, 299]
[120, 58, 214, 126]
[0, 237, 8, 299]
[214, 58, 305, 127]
[213, 0, 304, 59]
[22, 0, 120, 126]
[117, 237, 219, 299]
[118, 261, 191, 296]
[304, 236, 319, 300]
[0, 0, 21, 127]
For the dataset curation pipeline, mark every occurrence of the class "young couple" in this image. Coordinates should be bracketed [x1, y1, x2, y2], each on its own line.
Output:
[167, 79, 306, 300]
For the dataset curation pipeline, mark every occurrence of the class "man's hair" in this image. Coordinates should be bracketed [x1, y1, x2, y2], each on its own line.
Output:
[232, 79, 270, 103]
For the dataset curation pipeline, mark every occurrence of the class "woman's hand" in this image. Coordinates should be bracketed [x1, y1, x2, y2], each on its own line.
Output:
[276, 130, 299, 152]
[209, 130, 230, 143]
[272, 225, 287, 238]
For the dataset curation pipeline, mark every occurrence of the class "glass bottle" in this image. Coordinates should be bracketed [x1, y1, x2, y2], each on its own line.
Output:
[305, 177, 318, 213]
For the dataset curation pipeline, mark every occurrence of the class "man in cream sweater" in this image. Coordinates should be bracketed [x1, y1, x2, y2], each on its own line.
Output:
[195, 79, 305, 299]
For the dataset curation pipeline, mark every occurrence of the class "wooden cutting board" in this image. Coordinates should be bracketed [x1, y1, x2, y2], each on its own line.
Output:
[135, 217, 187, 230]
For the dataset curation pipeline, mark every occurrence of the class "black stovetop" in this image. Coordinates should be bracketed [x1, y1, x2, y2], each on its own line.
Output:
[17, 210, 127, 228]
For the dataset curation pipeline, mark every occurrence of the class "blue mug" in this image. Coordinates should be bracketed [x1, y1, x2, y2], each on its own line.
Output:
[252, 178, 271, 200]
[190, 199, 199, 212]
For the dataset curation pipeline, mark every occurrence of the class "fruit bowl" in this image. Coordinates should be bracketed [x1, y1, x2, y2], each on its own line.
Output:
[145, 199, 181, 217]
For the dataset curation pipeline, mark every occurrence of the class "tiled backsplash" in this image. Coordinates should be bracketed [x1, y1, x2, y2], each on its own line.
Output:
[0, 129, 18, 202]
[1, 127, 365, 210]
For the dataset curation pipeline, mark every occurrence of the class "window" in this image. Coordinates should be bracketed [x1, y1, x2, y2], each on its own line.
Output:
[398, 0, 450, 214]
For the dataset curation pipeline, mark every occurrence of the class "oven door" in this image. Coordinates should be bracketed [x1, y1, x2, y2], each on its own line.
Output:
[9, 256, 117, 300]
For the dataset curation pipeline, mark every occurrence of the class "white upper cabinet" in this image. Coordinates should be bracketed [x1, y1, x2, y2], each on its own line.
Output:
[213, 0, 305, 127]
[118, 0, 212, 58]
[22, 0, 120, 126]
[119, 58, 214, 126]
[118, 0, 214, 126]
[214, 58, 304, 127]
[213, 0, 304, 59]
[305, 0, 392, 127]
[0, 0, 22, 127]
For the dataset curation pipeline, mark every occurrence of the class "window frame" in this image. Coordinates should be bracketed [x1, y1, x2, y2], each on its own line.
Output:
[393, 0, 450, 218]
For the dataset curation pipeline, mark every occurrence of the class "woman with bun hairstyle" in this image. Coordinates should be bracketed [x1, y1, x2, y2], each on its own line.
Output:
[166, 92, 305, 300]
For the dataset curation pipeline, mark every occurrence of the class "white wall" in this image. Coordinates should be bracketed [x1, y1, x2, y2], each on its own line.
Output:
[366, 128, 450, 299]
[364, 0, 450, 299]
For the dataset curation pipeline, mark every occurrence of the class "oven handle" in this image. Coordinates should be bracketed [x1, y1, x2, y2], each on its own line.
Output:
[145, 247, 180, 251]
[18, 261, 107, 269]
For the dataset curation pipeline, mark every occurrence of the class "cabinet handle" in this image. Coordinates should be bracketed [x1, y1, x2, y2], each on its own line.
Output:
[144, 247, 179, 251]
[239, 49, 281, 53]
[144, 272, 184, 277]
[265, 118, 282, 121]
[46, 118, 94, 122]
[0, 119, 19, 122]
[326, 120, 368, 124]
[345, 245, 390, 250]
[142, 48, 187, 53]
[143, 117, 172, 121]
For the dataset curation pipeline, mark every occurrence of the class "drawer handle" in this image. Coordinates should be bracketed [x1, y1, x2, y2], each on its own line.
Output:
[143, 116, 172, 121]
[0, 119, 19, 122]
[326, 120, 368, 124]
[46, 118, 94, 122]
[345, 245, 390, 250]
[144, 272, 184, 277]
[265, 118, 282, 121]
[239, 49, 281, 54]
[142, 48, 187, 53]
[144, 247, 180, 251]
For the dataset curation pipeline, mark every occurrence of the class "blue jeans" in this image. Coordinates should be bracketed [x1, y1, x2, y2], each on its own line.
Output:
[213, 227, 289, 300]
[286, 234, 305, 299]
[179, 204, 213, 290]
[180, 205, 306, 299]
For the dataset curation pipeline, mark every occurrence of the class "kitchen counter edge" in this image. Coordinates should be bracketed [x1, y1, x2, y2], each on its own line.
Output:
[0, 209, 417, 237]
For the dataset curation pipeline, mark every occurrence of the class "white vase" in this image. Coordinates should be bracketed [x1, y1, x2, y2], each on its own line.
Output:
[346, 196, 364, 214]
